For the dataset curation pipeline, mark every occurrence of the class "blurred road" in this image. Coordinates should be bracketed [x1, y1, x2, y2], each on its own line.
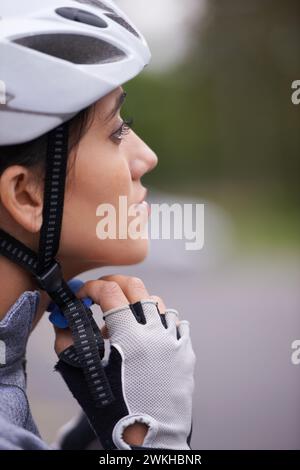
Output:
[27, 191, 300, 449]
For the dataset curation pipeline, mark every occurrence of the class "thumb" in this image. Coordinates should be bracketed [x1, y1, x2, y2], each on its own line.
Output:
[54, 326, 73, 356]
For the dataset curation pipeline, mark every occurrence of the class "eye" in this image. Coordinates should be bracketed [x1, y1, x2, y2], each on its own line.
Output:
[111, 117, 134, 144]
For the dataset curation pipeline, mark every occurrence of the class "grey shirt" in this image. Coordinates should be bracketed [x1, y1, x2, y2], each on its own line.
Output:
[0, 290, 50, 450]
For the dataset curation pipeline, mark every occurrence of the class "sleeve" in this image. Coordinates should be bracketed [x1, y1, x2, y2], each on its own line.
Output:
[0, 414, 50, 450]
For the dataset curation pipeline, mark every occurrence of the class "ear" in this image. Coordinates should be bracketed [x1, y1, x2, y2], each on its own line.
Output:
[0, 165, 43, 233]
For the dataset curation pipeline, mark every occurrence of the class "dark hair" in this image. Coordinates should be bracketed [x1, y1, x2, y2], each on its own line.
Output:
[0, 106, 93, 178]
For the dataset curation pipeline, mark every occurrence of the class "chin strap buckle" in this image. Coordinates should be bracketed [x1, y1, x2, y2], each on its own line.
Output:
[35, 260, 63, 293]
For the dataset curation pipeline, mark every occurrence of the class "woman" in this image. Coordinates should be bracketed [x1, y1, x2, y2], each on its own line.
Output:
[0, 0, 196, 450]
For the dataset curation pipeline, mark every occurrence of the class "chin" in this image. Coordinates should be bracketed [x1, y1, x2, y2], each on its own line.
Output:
[71, 239, 149, 272]
[110, 238, 149, 266]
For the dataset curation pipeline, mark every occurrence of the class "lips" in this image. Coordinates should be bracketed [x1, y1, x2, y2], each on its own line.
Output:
[136, 188, 148, 204]
[133, 189, 151, 216]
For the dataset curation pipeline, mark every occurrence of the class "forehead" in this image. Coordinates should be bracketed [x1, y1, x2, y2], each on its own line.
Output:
[91, 86, 123, 123]
[97, 86, 122, 109]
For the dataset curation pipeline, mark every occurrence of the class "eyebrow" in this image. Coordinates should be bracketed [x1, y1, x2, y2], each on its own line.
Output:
[104, 90, 127, 123]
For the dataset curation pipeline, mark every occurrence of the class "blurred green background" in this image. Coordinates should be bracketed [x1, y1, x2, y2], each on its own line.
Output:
[122, 0, 300, 251]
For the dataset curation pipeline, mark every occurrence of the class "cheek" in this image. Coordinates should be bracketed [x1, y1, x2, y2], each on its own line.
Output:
[59, 143, 134, 260]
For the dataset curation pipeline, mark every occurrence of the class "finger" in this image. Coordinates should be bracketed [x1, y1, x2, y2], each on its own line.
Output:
[164, 308, 180, 336]
[100, 275, 150, 305]
[54, 322, 109, 357]
[54, 327, 74, 355]
[149, 295, 166, 314]
[101, 324, 109, 339]
[76, 279, 129, 313]
[177, 320, 191, 340]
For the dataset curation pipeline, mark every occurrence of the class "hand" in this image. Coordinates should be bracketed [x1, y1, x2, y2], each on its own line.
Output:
[54, 275, 168, 355]
[55, 274, 196, 450]
[54, 275, 170, 446]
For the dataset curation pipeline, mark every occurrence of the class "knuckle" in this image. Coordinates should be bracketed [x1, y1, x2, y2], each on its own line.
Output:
[150, 295, 165, 313]
[99, 274, 125, 282]
[83, 280, 95, 289]
[127, 277, 145, 290]
[150, 295, 162, 303]
[98, 280, 120, 296]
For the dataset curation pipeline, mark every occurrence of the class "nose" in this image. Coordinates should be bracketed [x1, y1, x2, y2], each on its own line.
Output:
[129, 133, 158, 181]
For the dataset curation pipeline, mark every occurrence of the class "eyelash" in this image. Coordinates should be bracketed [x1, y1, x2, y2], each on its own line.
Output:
[111, 117, 134, 143]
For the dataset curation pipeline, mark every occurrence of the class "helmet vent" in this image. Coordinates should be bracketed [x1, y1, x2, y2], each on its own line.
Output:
[105, 13, 140, 38]
[12, 33, 126, 64]
[55, 7, 108, 28]
[75, 0, 116, 14]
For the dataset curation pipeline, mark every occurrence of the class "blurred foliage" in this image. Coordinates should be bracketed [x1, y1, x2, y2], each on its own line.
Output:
[123, 0, 300, 247]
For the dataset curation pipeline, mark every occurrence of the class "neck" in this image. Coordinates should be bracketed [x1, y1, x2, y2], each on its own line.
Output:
[0, 255, 97, 328]
[0, 256, 39, 319]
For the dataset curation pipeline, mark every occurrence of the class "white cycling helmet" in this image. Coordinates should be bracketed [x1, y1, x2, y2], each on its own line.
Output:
[0, 0, 152, 409]
[0, 0, 151, 145]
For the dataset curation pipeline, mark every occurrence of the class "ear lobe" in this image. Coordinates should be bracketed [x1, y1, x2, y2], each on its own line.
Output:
[0, 165, 44, 233]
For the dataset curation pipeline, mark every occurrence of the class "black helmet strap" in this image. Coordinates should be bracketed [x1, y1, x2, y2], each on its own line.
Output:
[0, 123, 114, 407]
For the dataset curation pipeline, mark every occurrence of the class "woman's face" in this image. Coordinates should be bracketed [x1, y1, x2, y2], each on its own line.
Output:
[58, 86, 158, 271]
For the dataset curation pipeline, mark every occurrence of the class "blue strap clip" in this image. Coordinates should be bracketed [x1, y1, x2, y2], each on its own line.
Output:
[47, 278, 93, 329]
